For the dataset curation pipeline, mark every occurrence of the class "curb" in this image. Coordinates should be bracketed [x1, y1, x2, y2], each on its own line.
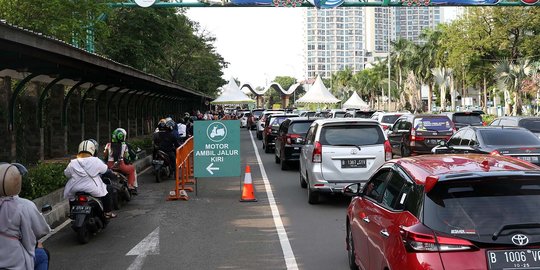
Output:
[33, 155, 152, 228]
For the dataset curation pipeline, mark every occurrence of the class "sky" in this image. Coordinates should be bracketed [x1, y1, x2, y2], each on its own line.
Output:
[186, 8, 305, 88]
[186, 7, 460, 89]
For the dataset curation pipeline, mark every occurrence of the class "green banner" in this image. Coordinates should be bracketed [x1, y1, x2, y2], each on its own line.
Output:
[194, 120, 241, 177]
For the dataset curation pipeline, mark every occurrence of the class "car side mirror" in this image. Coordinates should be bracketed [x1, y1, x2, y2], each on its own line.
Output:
[343, 183, 362, 197]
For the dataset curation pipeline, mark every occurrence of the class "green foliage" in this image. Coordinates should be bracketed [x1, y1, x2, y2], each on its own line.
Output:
[20, 162, 68, 201]
[128, 136, 153, 151]
[482, 114, 497, 125]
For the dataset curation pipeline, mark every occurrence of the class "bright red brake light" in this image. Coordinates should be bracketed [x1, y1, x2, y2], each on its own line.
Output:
[312, 141, 322, 163]
[382, 125, 389, 130]
[410, 128, 424, 141]
[77, 195, 88, 203]
[286, 134, 301, 145]
[400, 224, 474, 253]
[384, 140, 392, 161]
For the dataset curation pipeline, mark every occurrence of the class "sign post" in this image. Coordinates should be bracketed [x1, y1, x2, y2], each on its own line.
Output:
[194, 120, 241, 178]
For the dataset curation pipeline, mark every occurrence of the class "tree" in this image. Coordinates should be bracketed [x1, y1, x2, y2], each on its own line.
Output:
[432, 67, 452, 111]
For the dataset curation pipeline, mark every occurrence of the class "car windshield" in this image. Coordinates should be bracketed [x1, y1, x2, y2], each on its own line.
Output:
[424, 176, 540, 244]
[479, 129, 540, 146]
[520, 119, 540, 133]
[453, 114, 482, 124]
[289, 122, 313, 134]
[381, 115, 401, 124]
[413, 117, 452, 131]
[319, 125, 384, 146]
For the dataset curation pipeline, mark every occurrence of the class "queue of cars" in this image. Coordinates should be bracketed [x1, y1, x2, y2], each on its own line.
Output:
[248, 108, 540, 270]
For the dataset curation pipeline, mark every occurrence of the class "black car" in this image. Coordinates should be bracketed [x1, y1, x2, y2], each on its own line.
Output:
[441, 111, 484, 130]
[432, 126, 540, 166]
[490, 116, 540, 137]
[388, 114, 455, 157]
[274, 117, 318, 170]
[262, 114, 298, 153]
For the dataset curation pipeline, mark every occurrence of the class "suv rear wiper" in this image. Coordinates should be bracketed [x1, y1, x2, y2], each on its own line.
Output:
[331, 144, 362, 151]
[492, 223, 540, 240]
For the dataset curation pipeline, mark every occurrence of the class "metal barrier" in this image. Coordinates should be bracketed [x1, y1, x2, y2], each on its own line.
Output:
[167, 137, 195, 201]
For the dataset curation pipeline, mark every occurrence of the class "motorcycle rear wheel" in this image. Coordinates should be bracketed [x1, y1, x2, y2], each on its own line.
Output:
[77, 224, 90, 244]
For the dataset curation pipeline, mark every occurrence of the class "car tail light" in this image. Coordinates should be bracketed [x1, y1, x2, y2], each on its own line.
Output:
[482, 121, 487, 126]
[77, 195, 88, 203]
[384, 140, 392, 161]
[410, 128, 424, 142]
[400, 224, 475, 253]
[382, 125, 389, 130]
[490, 150, 501, 156]
[286, 134, 301, 145]
[312, 141, 322, 163]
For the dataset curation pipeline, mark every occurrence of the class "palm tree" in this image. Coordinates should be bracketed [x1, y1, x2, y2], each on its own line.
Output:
[432, 67, 453, 111]
[416, 29, 442, 112]
[391, 38, 414, 96]
[494, 59, 533, 115]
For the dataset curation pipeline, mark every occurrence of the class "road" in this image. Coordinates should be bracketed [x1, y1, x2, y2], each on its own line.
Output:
[45, 129, 350, 270]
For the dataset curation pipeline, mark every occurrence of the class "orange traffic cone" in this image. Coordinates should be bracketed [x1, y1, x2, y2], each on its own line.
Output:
[240, 165, 257, 202]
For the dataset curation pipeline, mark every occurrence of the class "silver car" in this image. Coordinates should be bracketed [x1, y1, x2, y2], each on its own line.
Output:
[299, 119, 392, 204]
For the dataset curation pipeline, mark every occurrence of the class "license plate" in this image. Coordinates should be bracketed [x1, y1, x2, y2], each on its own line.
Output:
[152, 160, 165, 165]
[427, 139, 442, 145]
[487, 249, 540, 269]
[517, 156, 539, 163]
[70, 205, 91, 214]
[341, 159, 366, 168]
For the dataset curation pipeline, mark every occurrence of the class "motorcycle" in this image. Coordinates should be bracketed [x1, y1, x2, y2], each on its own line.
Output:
[153, 150, 172, 183]
[101, 169, 131, 210]
[69, 192, 109, 244]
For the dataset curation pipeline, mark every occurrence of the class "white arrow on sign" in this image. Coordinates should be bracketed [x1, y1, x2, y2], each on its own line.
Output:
[206, 163, 220, 175]
[126, 227, 160, 270]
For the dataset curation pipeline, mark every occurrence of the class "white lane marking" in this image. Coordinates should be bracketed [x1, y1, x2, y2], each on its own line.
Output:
[41, 166, 151, 243]
[249, 131, 299, 270]
[126, 227, 160, 270]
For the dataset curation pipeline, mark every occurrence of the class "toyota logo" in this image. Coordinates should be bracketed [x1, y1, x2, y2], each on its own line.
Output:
[351, 149, 358, 155]
[511, 234, 529, 246]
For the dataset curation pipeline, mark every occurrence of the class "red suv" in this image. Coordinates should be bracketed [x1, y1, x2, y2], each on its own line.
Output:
[345, 154, 540, 270]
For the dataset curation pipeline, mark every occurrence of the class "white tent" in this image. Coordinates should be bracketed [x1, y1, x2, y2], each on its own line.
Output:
[211, 78, 255, 104]
[295, 75, 340, 104]
[342, 92, 370, 109]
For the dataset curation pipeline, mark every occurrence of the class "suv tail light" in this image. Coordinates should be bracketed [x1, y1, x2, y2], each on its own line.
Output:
[384, 140, 392, 161]
[382, 125, 389, 130]
[312, 141, 322, 163]
[400, 224, 475, 253]
[286, 134, 301, 145]
[77, 194, 88, 203]
[410, 128, 424, 143]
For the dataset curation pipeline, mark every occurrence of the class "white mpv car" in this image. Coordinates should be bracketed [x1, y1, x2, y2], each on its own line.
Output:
[299, 119, 392, 204]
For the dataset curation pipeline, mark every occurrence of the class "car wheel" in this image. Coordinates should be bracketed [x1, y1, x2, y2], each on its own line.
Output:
[401, 145, 410, 157]
[307, 176, 319, 204]
[300, 172, 307, 188]
[347, 224, 359, 270]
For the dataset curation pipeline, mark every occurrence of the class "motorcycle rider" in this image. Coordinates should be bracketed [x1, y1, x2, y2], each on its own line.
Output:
[64, 140, 116, 219]
[103, 128, 138, 195]
[153, 120, 180, 173]
[0, 163, 51, 270]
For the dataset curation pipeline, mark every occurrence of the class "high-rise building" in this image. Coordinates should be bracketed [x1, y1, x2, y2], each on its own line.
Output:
[304, 6, 445, 80]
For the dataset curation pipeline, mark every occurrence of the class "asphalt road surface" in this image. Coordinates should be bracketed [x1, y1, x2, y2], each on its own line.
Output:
[45, 129, 351, 270]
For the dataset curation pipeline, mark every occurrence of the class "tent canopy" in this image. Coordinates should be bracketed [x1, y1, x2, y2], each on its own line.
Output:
[295, 75, 340, 104]
[211, 77, 255, 104]
[342, 92, 370, 109]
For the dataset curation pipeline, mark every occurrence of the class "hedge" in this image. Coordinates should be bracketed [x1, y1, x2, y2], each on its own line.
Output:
[20, 162, 68, 201]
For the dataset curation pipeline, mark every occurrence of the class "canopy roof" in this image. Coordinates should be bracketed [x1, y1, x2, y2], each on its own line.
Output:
[211, 78, 255, 104]
[295, 75, 340, 104]
[342, 92, 370, 109]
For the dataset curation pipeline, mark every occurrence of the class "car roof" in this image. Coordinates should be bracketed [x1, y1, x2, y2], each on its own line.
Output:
[497, 116, 540, 120]
[313, 118, 379, 125]
[391, 154, 540, 187]
[465, 126, 529, 131]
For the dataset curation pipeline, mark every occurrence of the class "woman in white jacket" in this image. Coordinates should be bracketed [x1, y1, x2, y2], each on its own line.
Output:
[64, 140, 116, 218]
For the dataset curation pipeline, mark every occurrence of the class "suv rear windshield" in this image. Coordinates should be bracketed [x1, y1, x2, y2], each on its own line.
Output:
[289, 122, 313, 134]
[319, 125, 384, 146]
[520, 119, 540, 133]
[479, 129, 540, 146]
[413, 117, 452, 131]
[424, 177, 540, 244]
[381, 115, 401, 124]
[453, 114, 482, 125]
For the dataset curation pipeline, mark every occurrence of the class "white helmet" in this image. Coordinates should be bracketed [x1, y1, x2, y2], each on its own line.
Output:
[0, 163, 24, 197]
[78, 140, 96, 156]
